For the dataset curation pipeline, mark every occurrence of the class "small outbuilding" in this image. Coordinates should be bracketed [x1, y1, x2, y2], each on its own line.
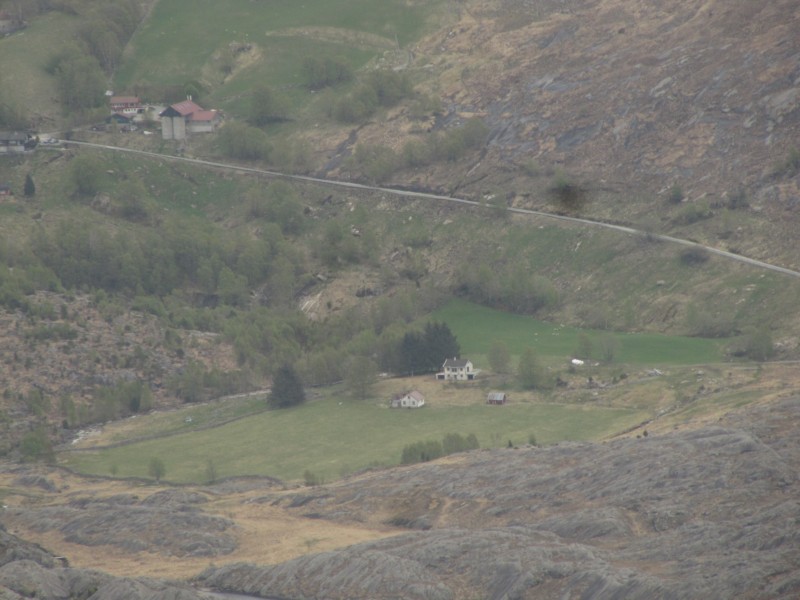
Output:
[486, 392, 508, 405]
[390, 390, 426, 409]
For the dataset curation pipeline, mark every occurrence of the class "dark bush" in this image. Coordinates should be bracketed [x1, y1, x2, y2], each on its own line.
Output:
[667, 185, 684, 204]
[679, 246, 710, 266]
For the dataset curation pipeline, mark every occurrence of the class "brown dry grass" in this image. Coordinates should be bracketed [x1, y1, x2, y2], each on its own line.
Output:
[0, 472, 396, 580]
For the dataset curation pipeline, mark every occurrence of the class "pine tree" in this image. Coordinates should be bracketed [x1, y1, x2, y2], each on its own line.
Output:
[423, 321, 460, 372]
[268, 364, 305, 408]
[24, 173, 35, 197]
[399, 330, 427, 375]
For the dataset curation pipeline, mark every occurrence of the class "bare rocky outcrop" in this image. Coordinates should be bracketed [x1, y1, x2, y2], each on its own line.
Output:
[198, 397, 800, 599]
[1, 398, 797, 599]
[0, 524, 212, 600]
[6, 490, 235, 558]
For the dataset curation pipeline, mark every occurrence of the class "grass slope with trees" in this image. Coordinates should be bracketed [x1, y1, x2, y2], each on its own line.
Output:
[0, 0, 796, 481]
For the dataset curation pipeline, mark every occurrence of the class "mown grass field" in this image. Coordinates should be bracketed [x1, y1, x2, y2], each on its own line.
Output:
[63, 393, 649, 484]
[432, 298, 725, 365]
[62, 299, 730, 485]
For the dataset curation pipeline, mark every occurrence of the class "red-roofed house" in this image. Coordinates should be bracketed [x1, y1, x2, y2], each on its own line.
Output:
[159, 99, 221, 140]
[109, 96, 141, 115]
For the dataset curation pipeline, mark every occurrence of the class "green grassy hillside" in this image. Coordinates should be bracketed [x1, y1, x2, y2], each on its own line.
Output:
[115, 0, 443, 112]
[0, 11, 81, 129]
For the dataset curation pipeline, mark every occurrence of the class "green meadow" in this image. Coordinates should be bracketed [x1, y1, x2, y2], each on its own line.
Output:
[432, 298, 725, 365]
[61, 300, 726, 484]
[0, 11, 80, 125]
[63, 396, 649, 484]
[115, 0, 443, 105]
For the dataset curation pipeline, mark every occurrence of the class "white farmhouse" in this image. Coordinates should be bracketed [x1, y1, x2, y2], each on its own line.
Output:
[436, 358, 476, 381]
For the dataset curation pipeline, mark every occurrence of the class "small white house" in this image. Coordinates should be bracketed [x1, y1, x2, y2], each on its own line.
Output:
[390, 390, 426, 408]
[436, 358, 476, 381]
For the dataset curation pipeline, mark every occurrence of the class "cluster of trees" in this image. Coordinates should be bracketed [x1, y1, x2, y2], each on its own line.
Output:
[302, 56, 354, 90]
[454, 260, 558, 315]
[400, 432, 479, 465]
[215, 122, 313, 172]
[331, 69, 413, 123]
[249, 85, 291, 126]
[345, 118, 489, 183]
[19, 426, 55, 462]
[28, 200, 306, 306]
[396, 321, 460, 375]
[77, 0, 142, 74]
[43, 0, 144, 113]
[168, 361, 250, 404]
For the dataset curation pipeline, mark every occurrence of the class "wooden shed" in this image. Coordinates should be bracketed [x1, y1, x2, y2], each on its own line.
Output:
[486, 392, 508, 405]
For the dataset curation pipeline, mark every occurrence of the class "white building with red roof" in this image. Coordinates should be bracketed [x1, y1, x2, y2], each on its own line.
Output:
[159, 99, 221, 140]
[109, 96, 142, 115]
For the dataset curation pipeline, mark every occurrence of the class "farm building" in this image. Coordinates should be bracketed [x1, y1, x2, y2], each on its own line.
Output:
[0, 183, 12, 196]
[436, 358, 476, 381]
[390, 390, 426, 408]
[486, 392, 508, 405]
[109, 95, 142, 115]
[0, 131, 33, 154]
[159, 99, 221, 140]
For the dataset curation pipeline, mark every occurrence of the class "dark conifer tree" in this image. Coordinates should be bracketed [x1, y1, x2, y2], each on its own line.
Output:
[24, 173, 35, 197]
[399, 330, 428, 375]
[268, 364, 305, 408]
[423, 321, 460, 371]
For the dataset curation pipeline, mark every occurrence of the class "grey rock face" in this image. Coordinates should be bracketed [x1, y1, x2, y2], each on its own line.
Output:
[200, 397, 800, 599]
[7, 492, 235, 558]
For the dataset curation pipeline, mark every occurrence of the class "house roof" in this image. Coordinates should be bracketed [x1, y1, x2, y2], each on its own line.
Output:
[406, 390, 425, 402]
[110, 96, 140, 105]
[487, 392, 507, 401]
[170, 100, 204, 116]
[188, 110, 218, 122]
[443, 358, 471, 368]
[0, 131, 28, 142]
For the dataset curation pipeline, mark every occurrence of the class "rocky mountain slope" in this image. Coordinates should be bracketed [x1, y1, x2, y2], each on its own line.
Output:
[2, 395, 797, 599]
[1, 1, 799, 597]
[348, 0, 800, 266]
